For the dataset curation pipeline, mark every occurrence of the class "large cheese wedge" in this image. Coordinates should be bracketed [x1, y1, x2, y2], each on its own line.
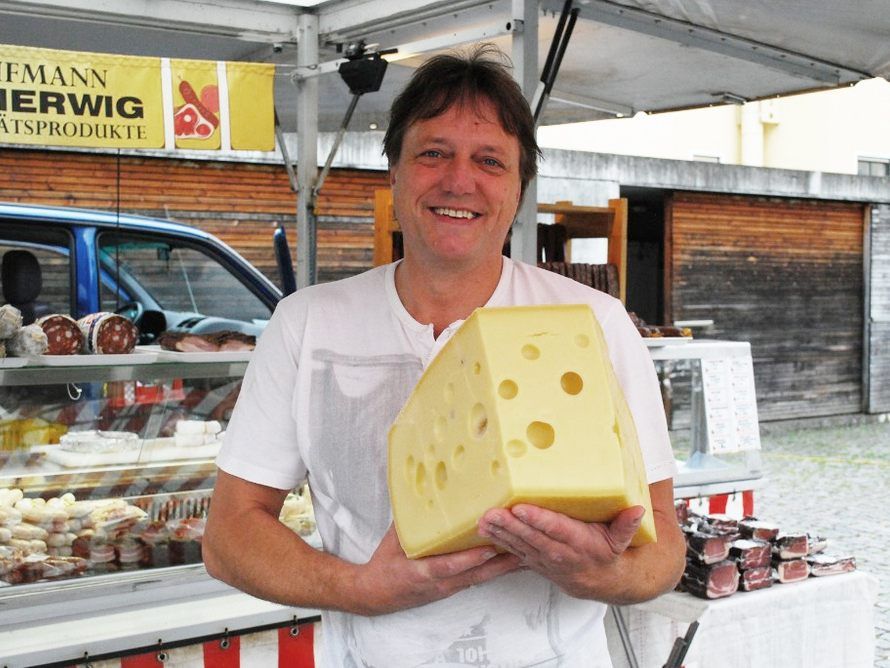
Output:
[388, 304, 656, 558]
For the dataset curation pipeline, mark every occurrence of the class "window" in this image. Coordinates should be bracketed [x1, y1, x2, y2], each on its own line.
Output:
[857, 158, 890, 177]
[98, 233, 271, 324]
[0, 228, 73, 316]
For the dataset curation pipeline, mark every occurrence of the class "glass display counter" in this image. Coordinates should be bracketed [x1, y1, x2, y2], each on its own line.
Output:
[0, 355, 319, 666]
[646, 339, 765, 499]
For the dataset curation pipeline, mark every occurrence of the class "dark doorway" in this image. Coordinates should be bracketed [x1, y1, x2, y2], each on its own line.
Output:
[621, 186, 668, 326]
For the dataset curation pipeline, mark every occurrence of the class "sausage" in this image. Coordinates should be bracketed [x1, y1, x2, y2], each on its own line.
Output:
[35, 314, 84, 355]
[77, 312, 139, 354]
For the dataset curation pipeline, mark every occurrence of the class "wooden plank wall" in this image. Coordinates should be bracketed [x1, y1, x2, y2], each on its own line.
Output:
[867, 204, 890, 413]
[668, 192, 865, 421]
[0, 148, 388, 284]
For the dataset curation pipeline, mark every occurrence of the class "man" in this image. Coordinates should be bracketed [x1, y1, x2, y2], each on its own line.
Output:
[204, 44, 685, 667]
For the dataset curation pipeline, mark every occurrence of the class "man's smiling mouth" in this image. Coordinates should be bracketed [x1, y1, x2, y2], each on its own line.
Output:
[432, 207, 480, 220]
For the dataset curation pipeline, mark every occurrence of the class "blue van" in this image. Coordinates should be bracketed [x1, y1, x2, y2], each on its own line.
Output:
[0, 202, 286, 341]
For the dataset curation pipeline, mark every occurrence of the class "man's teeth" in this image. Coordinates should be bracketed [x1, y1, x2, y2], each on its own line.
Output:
[433, 207, 478, 219]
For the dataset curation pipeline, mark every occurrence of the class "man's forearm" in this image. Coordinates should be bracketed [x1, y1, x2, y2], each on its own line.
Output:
[203, 507, 360, 612]
[587, 509, 686, 606]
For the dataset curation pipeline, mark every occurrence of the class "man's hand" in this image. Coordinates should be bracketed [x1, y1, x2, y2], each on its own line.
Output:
[205, 471, 522, 615]
[351, 525, 522, 615]
[476, 479, 686, 605]
[477, 504, 643, 600]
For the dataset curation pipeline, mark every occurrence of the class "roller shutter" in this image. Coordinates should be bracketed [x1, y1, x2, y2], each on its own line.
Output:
[667, 191, 865, 421]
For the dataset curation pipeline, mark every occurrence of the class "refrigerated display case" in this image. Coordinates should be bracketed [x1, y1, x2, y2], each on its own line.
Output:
[646, 339, 765, 500]
[0, 354, 320, 666]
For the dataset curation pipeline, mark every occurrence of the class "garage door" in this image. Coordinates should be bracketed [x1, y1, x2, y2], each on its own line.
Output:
[667, 191, 865, 421]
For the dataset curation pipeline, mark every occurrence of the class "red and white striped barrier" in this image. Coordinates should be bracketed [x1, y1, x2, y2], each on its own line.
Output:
[74, 622, 316, 668]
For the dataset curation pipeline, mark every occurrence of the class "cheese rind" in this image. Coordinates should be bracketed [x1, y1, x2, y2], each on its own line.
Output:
[388, 304, 656, 558]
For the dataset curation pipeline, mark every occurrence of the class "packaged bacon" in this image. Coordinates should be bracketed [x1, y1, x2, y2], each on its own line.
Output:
[806, 554, 856, 577]
[773, 533, 809, 560]
[730, 538, 772, 570]
[739, 565, 774, 592]
[738, 517, 780, 542]
[773, 557, 810, 583]
[35, 314, 84, 355]
[683, 559, 739, 599]
[684, 528, 731, 565]
[77, 312, 138, 354]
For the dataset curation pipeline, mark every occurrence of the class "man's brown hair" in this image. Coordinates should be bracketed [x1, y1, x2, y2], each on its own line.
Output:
[383, 44, 541, 194]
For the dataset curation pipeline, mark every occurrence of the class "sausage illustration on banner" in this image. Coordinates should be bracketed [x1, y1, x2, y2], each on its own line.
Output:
[173, 80, 220, 139]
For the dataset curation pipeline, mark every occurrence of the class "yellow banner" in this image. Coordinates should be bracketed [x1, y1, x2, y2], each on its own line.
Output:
[0, 44, 274, 151]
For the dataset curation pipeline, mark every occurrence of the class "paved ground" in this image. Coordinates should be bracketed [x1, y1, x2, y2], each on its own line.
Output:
[741, 417, 890, 666]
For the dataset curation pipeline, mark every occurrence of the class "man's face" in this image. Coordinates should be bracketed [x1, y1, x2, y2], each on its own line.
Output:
[390, 99, 522, 271]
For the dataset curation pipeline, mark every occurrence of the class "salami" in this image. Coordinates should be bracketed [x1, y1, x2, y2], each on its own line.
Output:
[7, 324, 48, 356]
[0, 304, 22, 339]
[35, 314, 83, 355]
[77, 312, 138, 354]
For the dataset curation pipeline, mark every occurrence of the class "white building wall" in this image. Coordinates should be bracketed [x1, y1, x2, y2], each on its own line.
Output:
[537, 77, 890, 176]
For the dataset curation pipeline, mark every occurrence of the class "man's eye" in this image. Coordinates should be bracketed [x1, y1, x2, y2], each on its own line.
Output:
[482, 158, 504, 168]
[421, 150, 442, 158]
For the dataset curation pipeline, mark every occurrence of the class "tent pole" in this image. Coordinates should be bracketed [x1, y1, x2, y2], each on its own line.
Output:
[296, 12, 319, 288]
[511, 0, 539, 266]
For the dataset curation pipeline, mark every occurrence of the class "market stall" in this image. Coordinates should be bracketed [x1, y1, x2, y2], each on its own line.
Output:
[607, 570, 878, 668]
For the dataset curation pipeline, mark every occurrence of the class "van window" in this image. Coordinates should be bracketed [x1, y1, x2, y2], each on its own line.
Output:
[98, 234, 271, 323]
[0, 232, 73, 317]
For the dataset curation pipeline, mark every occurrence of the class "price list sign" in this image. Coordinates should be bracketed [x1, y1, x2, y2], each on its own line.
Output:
[699, 355, 761, 453]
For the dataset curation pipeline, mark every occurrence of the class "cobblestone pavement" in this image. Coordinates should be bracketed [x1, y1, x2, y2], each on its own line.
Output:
[752, 418, 890, 667]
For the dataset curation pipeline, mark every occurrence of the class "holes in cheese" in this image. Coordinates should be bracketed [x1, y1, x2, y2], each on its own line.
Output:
[561, 371, 583, 395]
[414, 462, 427, 495]
[388, 304, 656, 558]
[527, 421, 555, 449]
[453, 444, 465, 466]
[521, 344, 540, 360]
[498, 379, 518, 399]
[470, 403, 488, 438]
[433, 416, 447, 442]
[404, 455, 414, 482]
[435, 461, 448, 490]
[506, 439, 526, 457]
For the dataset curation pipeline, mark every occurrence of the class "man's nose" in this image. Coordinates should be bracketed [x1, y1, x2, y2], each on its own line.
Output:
[440, 157, 476, 195]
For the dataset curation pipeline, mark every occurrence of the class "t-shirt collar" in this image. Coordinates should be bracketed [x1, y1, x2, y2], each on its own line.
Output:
[384, 256, 515, 333]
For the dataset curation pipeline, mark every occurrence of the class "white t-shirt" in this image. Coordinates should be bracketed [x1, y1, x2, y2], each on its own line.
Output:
[217, 257, 676, 668]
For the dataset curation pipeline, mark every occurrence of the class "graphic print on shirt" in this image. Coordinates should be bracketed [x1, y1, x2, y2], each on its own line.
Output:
[307, 349, 422, 556]
[423, 617, 491, 667]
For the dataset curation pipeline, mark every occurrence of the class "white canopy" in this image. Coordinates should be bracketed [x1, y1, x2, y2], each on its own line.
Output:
[2, 0, 888, 131]
[2, 0, 887, 281]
